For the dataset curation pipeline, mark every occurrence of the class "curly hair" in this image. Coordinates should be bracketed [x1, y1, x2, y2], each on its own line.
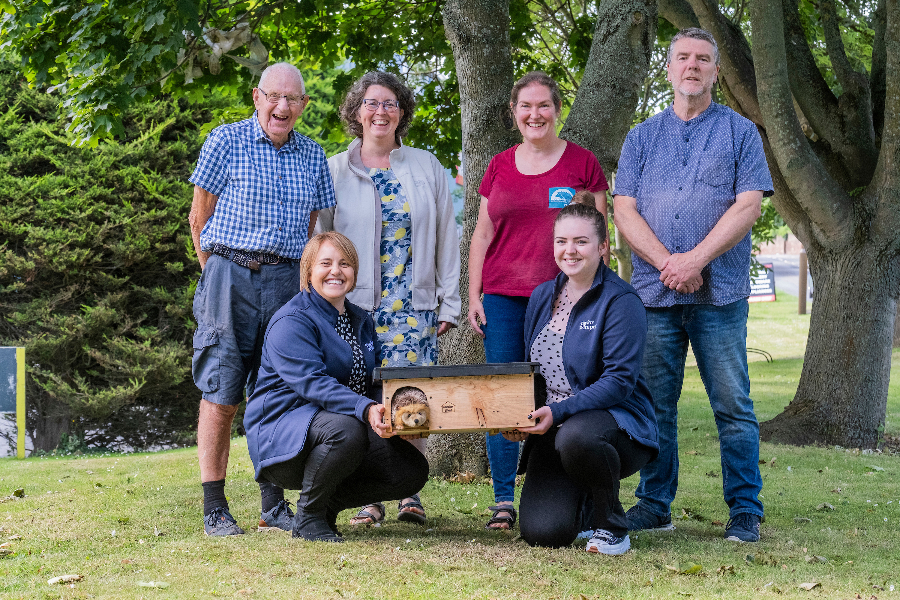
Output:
[339, 71, 416, 144]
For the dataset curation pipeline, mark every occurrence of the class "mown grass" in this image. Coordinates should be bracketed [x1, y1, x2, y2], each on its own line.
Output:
[1, 294, 898, 599]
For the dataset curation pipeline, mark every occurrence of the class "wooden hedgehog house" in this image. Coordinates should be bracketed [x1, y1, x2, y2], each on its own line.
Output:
[373, 362, 541, 435]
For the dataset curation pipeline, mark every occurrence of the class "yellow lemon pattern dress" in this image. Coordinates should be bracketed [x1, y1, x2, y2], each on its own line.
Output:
[370, 168, 438, 367]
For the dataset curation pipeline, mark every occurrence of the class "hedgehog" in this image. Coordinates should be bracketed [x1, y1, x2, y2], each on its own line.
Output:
[391, 386, 431, 430]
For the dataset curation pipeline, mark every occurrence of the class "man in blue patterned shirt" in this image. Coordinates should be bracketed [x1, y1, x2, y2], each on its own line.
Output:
[613, 28, 773, 543]
[188, 62, 336, 536]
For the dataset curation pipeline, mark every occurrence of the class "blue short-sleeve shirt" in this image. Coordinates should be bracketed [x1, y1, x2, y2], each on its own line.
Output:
[614, 103, 774, 307]
[190, 114, 336, 259]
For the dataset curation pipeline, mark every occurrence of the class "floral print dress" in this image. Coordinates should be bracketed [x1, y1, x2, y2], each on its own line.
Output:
[369, 167, 438, 367]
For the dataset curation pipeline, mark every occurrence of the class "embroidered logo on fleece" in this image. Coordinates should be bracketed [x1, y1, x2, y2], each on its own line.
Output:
[549, 187, 576, 208]
[365, 341, 375, 352]
[579, 320, 596, 330]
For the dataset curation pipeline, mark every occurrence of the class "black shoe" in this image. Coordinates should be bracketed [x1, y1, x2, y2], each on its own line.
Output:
[625, 504, 675, 532]
[204, 507, 245, 537]
[259, 499, 294, 532]
[724, 513, 760, 542]
[292, 510, 344, 543]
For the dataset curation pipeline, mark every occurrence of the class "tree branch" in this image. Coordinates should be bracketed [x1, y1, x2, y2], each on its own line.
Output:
[757, 130, 813, 248]
[819, 0, 877, 164]
[871, 0, 887, 139]
[560, 0, 657, 174]
[677, 0, 762, 124]
[750, 0, 852, 249]
[819, 0, 864, 89]
[779, 0, 877, 187]
[657, 0, 700, 28]
[871, 0, 900, 247]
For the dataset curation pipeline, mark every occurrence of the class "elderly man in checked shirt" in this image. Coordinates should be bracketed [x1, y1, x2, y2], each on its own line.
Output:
[613, 28, 773, 543]
[188, 62, 336, 536]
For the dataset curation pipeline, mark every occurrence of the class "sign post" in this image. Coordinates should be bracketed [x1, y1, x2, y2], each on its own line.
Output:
[0, 347, 26, 458]
[749, 263, 777, 303]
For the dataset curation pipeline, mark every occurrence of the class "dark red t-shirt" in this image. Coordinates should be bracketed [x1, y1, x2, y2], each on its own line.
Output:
[478, 141, 608, 296]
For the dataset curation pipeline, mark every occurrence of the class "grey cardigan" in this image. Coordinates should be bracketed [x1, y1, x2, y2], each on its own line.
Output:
[317, 138, 461, 325]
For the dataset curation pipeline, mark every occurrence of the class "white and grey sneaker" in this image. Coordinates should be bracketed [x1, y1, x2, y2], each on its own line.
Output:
[585, 529, 631, 555]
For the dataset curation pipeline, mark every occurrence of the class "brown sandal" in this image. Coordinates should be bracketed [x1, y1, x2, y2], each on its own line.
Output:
[485, 504, 517, 530]
[349, 502, 384, 526]
[397, 494, 427, 525]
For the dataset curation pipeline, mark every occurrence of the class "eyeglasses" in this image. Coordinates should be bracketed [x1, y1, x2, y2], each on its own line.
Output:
[361, 99, 400, 112]
[257, 88, 307, 107]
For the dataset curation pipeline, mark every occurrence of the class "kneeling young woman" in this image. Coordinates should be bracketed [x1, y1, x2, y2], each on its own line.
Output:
[243, 232, 428, 542]
[509, 195, 659, 554]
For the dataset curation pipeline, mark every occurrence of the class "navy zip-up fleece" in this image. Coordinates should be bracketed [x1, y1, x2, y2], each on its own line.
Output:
[524, 266, 659, 453]
[244, 288, 381, 480]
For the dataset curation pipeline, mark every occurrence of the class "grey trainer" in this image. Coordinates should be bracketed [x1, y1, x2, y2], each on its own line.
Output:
[625, 504, 675, 532]
[204, 507, 245, 536]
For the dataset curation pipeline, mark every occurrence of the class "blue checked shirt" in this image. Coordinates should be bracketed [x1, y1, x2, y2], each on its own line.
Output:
[614, 103, 774, 307]
[190, 114, 336, 259]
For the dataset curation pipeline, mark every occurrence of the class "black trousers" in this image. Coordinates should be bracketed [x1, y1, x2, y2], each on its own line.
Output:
[260, 410, 429, 521]
[519, 409, 655, 548]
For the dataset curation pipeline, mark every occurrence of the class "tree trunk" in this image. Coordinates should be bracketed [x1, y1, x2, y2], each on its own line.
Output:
[433, 0, 521, 477]
[613, 224, 633, 283]
[559, 0, 655, 285]
[27, 388, 71, 453]
[893, 301, 900, 347]
[760, 246, 897, 448]
[560, 0, 657, 176]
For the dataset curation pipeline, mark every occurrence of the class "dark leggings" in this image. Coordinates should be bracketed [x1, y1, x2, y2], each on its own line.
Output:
[519, 409, 655, 548]
[260, 410, 429, 521]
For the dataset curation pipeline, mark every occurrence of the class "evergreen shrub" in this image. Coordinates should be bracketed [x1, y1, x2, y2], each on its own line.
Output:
[0, 61, 218, 453]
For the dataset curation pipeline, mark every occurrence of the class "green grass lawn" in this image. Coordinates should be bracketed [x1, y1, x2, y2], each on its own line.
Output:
[1, 294, 898, 599]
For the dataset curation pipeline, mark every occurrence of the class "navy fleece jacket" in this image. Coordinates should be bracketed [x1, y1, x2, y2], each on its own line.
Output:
[244, 288, 380, 480]
[524, 266, 659, 453]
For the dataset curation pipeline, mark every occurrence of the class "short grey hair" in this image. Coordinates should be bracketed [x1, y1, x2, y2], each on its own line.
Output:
[667, 28, 720, 66]
[258, 62, 306, 94]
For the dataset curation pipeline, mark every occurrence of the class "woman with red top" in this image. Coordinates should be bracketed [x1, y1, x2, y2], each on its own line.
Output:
[468, 71, 609, 530]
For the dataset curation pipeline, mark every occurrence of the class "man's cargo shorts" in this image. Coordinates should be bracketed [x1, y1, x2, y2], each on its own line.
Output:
[191, 254, 300, 405]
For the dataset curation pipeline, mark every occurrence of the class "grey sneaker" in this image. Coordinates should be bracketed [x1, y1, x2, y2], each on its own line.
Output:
[585, 529, 631, 555]
[724, 513, 760, 542]
[625, 504, 675, 532]
[204, 507, 245, 536]
[258, 500, 294, 532]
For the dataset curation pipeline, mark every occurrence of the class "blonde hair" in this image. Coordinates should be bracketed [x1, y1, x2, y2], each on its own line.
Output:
[299, 232, 360, 293]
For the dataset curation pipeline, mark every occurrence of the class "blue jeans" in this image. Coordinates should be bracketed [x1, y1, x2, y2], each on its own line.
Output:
[635, 299, 764, 519]
[482, 294, 529, 504]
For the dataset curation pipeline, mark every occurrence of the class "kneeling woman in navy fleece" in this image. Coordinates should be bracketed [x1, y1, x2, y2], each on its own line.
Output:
[509, 195, 659, 555]
[244, 232, 428, 542]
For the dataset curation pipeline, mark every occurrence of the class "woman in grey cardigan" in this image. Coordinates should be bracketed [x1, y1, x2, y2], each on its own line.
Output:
[316, 71, 460, 525]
